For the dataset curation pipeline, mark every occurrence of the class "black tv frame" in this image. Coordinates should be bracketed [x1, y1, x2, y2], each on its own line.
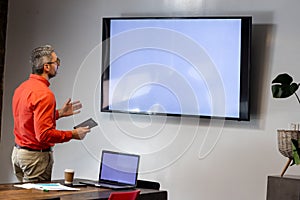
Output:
[101, 16, 252, 121]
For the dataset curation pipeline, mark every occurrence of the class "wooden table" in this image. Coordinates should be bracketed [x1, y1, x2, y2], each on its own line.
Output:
[0, 179, 168, 200]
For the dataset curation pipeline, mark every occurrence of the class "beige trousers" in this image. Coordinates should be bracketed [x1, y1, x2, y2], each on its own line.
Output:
[11, 146, 54, 182]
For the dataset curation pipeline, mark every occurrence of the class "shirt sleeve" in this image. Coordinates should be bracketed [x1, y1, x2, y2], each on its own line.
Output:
[32, 91, 73, 144]
[55, 110, 59, 120]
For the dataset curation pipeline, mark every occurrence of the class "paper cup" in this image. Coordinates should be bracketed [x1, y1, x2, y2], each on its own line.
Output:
[64, 169, 74, 185]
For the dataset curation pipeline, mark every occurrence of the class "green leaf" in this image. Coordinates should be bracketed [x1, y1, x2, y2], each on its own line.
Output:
[271, 73, 299, 98]
[272, 73, 293, 85]
[272, 83, 299, 98]
[292, 139, 300, 165]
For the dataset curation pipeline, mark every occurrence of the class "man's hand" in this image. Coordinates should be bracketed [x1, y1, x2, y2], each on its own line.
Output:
[72, 126, 91, 140]
[58, 98, 82, 118]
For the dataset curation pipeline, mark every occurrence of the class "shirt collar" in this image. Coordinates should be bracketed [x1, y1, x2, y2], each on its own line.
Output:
[29, 74, 50, 87]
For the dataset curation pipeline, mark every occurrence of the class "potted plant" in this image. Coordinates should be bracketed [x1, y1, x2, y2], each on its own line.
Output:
[271, 73, 300, 176]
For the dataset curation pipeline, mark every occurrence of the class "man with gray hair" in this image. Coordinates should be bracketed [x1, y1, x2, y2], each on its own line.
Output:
[11, 44, 90, 182]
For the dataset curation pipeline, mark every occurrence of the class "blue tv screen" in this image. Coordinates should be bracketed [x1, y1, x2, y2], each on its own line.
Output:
[101, 16, 251, 121]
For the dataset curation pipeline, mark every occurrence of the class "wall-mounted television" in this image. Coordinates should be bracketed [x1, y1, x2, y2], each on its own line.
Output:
[101, 16, 252, 121]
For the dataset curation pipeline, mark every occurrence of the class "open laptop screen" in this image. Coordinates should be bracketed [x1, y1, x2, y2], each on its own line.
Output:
[99, 150, 140, 185]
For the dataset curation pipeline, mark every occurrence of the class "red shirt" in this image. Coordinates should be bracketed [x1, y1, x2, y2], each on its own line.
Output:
[12, 74, 72, 150]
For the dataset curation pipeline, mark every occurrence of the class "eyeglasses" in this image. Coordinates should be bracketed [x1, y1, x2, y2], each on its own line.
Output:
[47, 57, 60, 66]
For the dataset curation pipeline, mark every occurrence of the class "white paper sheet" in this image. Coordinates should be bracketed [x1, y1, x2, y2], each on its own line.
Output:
[14, 183, 80, 191]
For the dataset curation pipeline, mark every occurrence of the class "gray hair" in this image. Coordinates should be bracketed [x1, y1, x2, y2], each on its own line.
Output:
[31, 44, 54, 69]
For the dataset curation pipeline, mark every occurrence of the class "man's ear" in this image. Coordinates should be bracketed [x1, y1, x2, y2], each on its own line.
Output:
[43, 64, 50, 72]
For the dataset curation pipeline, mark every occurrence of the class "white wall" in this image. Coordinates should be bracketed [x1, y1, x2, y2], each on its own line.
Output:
[1, 0, 300, 200]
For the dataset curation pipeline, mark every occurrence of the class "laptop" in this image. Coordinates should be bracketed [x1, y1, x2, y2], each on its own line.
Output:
[80, 150, 140, 189]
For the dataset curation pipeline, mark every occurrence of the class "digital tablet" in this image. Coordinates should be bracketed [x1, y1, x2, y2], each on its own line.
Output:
[74, 118, 98, 129]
